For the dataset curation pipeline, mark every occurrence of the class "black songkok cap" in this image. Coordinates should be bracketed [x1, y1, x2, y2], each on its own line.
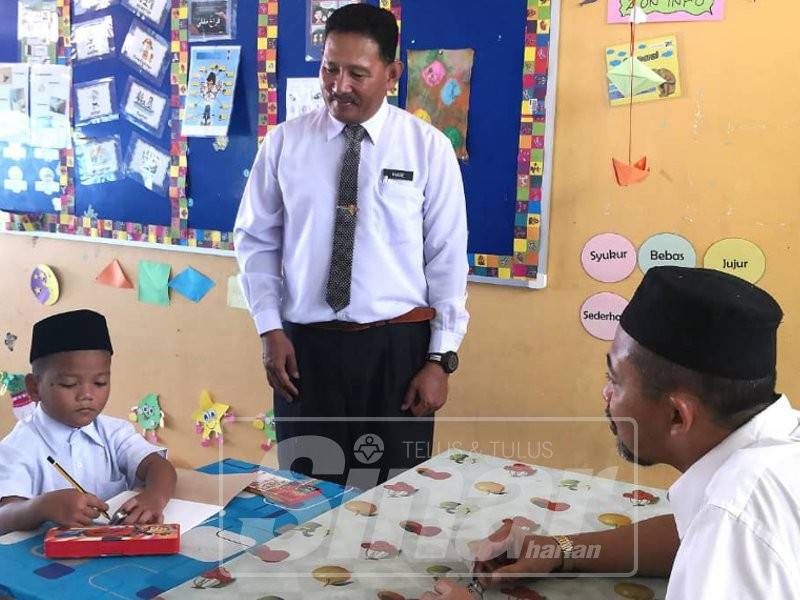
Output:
[30, 310, 113, 363]
[620, 266, 782, 380]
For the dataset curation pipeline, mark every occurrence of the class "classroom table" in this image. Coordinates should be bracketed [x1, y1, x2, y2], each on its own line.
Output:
[0, 459, 359, 600]
[161, 451, 672, 599]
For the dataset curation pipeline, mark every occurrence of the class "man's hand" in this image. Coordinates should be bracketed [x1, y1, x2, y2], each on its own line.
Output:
[36, 489, 109, 528]
[262, 329, 299, 399]
[401, 362, 448, 416]
[119, 490, 168, 525]
[470, 520, 562, 588]
[421, 580, 474, 600]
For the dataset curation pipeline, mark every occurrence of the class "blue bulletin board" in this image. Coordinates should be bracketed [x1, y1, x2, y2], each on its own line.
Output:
[0, 0, 559, 287]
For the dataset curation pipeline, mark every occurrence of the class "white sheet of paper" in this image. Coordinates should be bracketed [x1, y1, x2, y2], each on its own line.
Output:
[102, 491, 222, 535]
[29, 63, 70, 149]
[285, 77, 324, 122]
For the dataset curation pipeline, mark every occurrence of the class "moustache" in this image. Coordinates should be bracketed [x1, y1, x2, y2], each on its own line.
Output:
[329, 93, 358, 104]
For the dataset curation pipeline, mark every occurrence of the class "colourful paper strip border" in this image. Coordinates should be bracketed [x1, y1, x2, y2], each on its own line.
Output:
[468, 0, 550, 282]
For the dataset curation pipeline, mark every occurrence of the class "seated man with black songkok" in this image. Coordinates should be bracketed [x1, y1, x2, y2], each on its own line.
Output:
[424, 266, 800, 600]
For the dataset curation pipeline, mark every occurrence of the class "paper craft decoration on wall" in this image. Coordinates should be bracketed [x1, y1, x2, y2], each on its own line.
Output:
[96, 259, 134, 288]
[606, 35, 681, 106]
[253, 410, 277, 451]
[0, 64, 30, 143]
[137, 260, 171, 305]
[406, 49, 474, 160]
[1, 370, 36, 420]
[30, 264, 60, 305]
[182, 46, 241, 137]
[608, 0, 724, 23]
[168, 267, 215, 302]
[306, 0, 361, 62]
[192, 390, 234, 446]
[129, 393, 165, 443]
[610, 3, 651, 186]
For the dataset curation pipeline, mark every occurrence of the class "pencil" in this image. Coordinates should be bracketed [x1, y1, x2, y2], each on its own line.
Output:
[46, 455, 112, 521]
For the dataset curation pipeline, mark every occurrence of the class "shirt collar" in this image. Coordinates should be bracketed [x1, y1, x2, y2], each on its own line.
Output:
[325, 99, 389, 143]
[32, 402, 105, 452]
[668, 395, 798, 538]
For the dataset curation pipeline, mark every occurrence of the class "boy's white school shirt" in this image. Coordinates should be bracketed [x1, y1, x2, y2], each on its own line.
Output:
[0, 403, 166, 501]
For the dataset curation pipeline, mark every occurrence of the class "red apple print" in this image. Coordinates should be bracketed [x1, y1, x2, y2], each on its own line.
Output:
[361, 540, 401, 559]
[622, 489, 659, 506]
[400, 520, 422, 534]
[400, 521, 442, 537]
[531, 497, 570, 511]
[417, 468, 451, 480]
[419, 526, 442, 537]
[500, 586, 546, 599]
[256, 545, 291, 563]
[377, 592, 406, 600]
[510, 516, 540, 532]
[384, 482, 418, 497]
[206, 567, 233, 582]
[504, 463, 537, 477]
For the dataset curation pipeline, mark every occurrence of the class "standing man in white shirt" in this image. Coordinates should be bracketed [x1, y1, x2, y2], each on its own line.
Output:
[424, 266, 800, 600]
[234, 3, 468, 488]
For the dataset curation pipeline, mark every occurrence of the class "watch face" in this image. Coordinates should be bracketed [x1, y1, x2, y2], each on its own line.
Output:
[444, 352, 459, 373]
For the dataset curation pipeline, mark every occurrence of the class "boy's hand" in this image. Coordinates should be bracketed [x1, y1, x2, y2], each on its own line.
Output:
[120, 490, 168, 524]
[36, 489, 108, 528]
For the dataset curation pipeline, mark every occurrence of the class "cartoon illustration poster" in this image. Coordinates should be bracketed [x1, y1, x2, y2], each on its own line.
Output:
[18, 0, 58, 64]
[182, 45, 240, 137]
[608, 0, 724, 23]
[606, 35, 681, 106]
[306, 0, 360, 62]
[406, 49, 474, 160]
[29, 63, 71, 148]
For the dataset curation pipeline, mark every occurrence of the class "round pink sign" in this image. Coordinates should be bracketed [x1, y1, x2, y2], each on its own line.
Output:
[580, 292, 629, 341]
[581, 233, 637, 283]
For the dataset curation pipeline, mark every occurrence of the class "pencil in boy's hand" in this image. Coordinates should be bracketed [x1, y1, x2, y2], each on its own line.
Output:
[46, 455, 112, 521]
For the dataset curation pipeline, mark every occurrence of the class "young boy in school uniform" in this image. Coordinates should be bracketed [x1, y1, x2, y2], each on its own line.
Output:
[0, 309, 176, 534]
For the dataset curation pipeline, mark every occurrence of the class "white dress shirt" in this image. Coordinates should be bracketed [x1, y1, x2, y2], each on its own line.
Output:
[0, 403, 166, 502]
[234, 100, 469, 353]
[666, 395, 800, 599]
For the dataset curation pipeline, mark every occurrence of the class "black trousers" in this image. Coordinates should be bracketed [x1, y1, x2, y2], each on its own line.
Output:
[274, 320, 434, 490]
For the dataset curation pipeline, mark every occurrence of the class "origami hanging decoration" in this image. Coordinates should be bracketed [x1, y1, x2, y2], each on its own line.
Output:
[30, 264, 60, 306]
[253, 410, 277, 451]
[607, 57, 665, 98]
[611, 3, 651, 186]
[129, 393, 165, 443]
[1, 370, 36, 420]
[192, 390, 234, 446]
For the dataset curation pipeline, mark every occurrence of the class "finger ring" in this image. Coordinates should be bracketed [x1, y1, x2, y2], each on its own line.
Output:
[466, 581, 485, 599]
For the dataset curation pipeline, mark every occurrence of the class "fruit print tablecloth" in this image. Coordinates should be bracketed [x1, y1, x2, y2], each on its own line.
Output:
[162, 451, 673, 599]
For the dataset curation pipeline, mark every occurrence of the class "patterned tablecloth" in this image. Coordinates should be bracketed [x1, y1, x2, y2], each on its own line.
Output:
[163, 451, 673, 599]
[0, 459, 359, 600]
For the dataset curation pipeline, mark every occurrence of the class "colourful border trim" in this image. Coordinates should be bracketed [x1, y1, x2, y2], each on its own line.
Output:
[467, 0, 551, 282]
[380, 0, 401, 106]
[257, 0, 280, 144]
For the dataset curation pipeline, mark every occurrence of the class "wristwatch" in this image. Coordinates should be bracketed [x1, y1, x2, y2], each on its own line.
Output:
[426, 351, 459, 374]
[552, 534, 575, 572]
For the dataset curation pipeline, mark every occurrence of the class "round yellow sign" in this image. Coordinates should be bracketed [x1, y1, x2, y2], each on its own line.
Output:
[703, 238, 766, 283]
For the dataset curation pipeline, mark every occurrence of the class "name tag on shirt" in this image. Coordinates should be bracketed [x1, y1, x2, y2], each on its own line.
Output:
[382, 168, 414, 182]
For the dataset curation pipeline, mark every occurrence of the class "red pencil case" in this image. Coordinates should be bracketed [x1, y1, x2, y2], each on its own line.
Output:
[44, 523, 180, 558]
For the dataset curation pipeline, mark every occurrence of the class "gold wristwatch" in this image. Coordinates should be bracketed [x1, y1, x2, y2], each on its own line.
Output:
[552, 535, 575, 572]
